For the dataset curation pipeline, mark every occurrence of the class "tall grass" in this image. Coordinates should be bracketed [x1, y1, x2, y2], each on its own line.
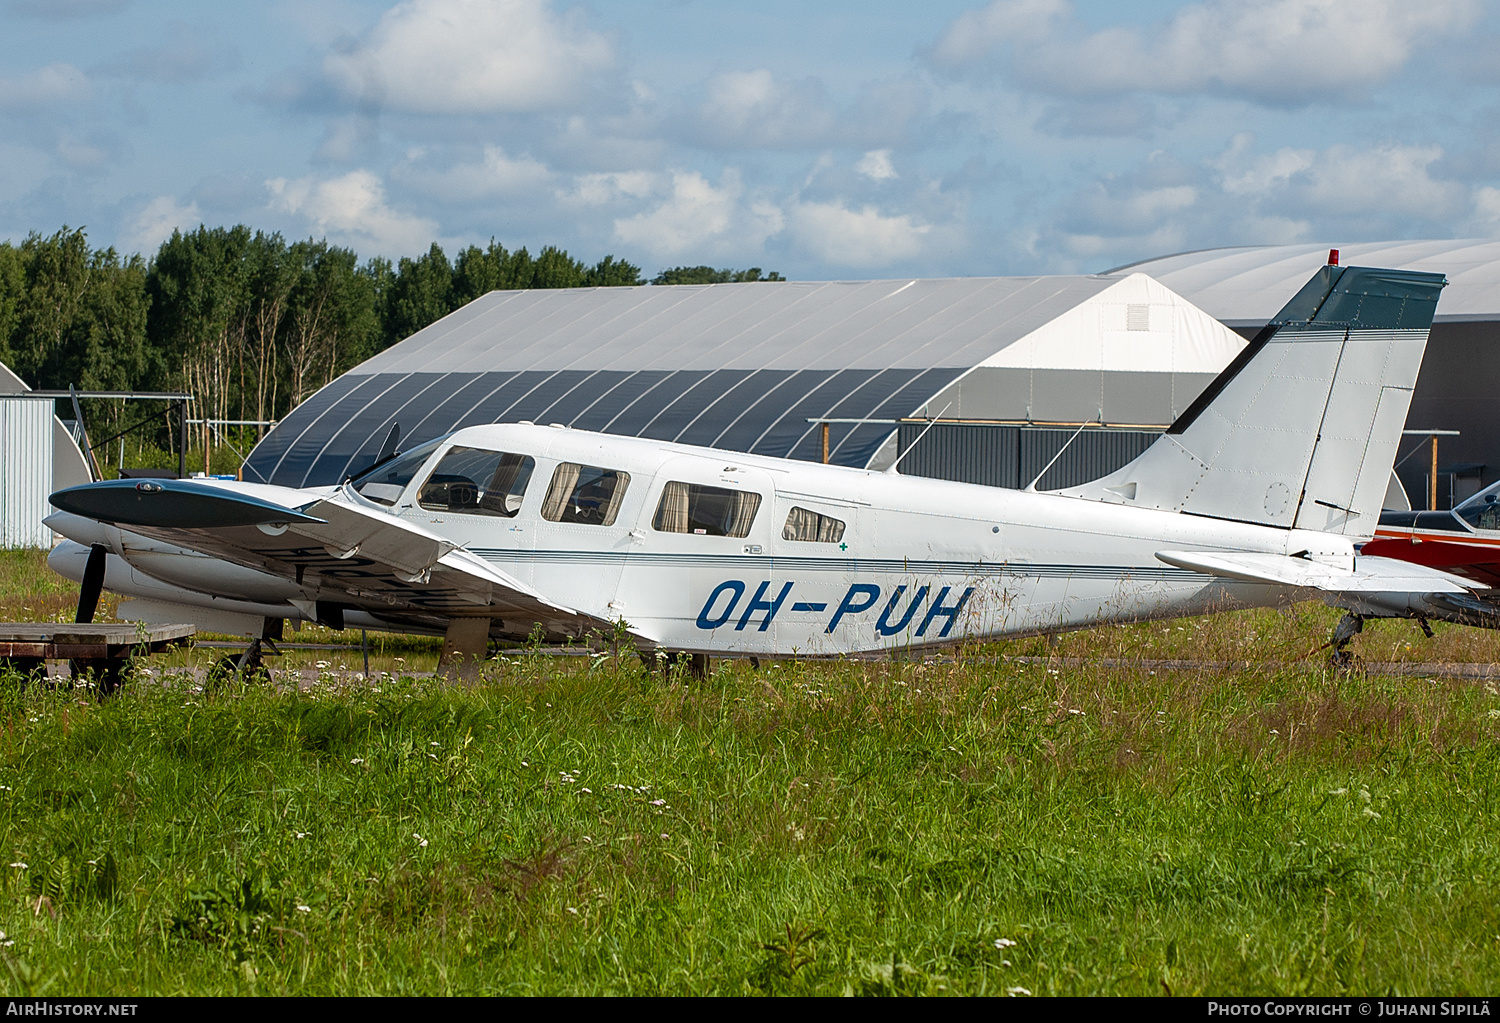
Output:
[1, 653, 1498, 995]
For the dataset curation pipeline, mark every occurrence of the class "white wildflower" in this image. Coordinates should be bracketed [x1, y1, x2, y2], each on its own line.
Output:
[350, 758, 364, 765]
[413, 833, 428, 848]
[1007, 986, 1031, 996]
[994, 938, 1017, 949]
[9, 862, 25, 870]
[296, 905, 310, 913]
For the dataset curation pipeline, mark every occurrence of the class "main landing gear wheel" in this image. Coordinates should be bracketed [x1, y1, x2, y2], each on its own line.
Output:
[639, 651, 712, 682]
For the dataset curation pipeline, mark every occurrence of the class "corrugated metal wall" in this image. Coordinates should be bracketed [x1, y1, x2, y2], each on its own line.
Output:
[896, 423, 1159, 490]
[0, 397, 56, 548]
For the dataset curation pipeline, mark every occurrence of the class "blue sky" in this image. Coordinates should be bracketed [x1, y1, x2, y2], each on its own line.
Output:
[2, 0, 1497, 279]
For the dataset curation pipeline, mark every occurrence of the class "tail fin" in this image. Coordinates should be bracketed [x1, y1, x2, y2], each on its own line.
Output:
[1062, 265, 1446, 535]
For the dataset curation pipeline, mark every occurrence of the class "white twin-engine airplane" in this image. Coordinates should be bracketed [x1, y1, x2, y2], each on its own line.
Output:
[44, 263, 1482, 673]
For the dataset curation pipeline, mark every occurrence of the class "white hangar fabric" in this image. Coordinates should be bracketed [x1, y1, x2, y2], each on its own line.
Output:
[1111, 240, 1500, 325]
[244, 272, 1245, 489]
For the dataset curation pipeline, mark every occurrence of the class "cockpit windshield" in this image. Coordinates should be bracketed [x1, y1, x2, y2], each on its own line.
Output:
[1454, 479, 1500, 531]
[348, 439, 443, 506]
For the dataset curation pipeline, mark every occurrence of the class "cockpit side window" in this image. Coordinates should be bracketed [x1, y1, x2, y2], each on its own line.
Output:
[350, 439, 443, 506]
[417, 447, 535, 517]
[1455, 480, 1500, 531]
[653, 482, 761, 537]
[541, 463, 630, 526]
[782, 506, 846, 543]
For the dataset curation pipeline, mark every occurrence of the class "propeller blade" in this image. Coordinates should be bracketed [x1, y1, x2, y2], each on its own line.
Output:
[75, 542, 107, 624]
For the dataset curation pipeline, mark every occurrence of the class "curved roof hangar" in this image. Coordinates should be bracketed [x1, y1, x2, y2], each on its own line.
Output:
[244, 273, 1243, 488]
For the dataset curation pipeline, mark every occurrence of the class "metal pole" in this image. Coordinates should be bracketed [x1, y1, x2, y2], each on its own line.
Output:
[1430, 433, 1439, 510]
[362, 629, 369, 679]
[177, 400, 187, 481]
[821, 422, 829, 464]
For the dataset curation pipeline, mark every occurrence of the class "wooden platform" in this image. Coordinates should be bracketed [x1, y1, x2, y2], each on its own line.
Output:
[0, 623, 195, 692]
[0, 623, 195, 659]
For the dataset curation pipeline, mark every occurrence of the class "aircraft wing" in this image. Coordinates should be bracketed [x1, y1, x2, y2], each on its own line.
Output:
[50, 479, 617, 639]
[1155, 550, 1476, 593]
[1359, 535, 1500, 588]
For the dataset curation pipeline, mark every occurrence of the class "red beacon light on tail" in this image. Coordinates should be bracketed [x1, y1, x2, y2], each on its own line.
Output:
[1328, 248, 1340, 266]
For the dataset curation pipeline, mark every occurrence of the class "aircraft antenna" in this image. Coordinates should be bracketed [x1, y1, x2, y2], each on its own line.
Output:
[885, 403, 952, 474]
[1024, 419, 1097, 492]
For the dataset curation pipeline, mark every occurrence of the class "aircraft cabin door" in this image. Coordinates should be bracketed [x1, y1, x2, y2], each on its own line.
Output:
[615, 457, 777, 655]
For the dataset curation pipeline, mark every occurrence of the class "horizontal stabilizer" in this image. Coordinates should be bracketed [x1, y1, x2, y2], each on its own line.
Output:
[1156, 550, 1474, 594]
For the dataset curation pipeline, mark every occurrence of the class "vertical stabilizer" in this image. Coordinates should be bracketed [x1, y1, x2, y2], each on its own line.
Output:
[1061, 265, 1446, 535]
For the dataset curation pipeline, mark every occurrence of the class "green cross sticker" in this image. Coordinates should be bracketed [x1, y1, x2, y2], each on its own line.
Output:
[839, 542, 848, 551]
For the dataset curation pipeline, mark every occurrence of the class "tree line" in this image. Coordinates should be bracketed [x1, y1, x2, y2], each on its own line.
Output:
[0, 226, 780, 466]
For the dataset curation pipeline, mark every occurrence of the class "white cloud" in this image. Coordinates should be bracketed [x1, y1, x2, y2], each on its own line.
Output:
[1215, 136, 1467, 219]
[0, 64, 91, 109]
[123, 196, 201, 254]
[694, 70, 836, 149]
[323, 0, 613, 114]
[1213, 134, 1314, 195]
[266, 169, 438, 255]
[928, 0, 1068, 67]
[1294, 144, 1467, 219]
[56, 134, 109, 170]
[688, 70, 928, 151]
[787, 201, 932, 267]
[558, 170, 658, 208]
[1477, 187, 1500, 229]
[393, 146, 551, 201]
[855, 150, 898, 181]
[930, 0, 1480, 105]
[612, 170, 783, 258]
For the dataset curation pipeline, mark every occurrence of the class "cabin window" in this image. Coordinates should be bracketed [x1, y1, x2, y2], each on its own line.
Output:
[782, 506, 846, 543]
[541, 463, 630, 526]
[350, 439, 443, 506]
[653, 482, 761, 538]
[1455, 481, 1500, 531]
[417, 447, 535, 517]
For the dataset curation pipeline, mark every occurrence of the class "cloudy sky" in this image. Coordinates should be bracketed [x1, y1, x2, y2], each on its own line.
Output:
[2, 0, 1498, 278]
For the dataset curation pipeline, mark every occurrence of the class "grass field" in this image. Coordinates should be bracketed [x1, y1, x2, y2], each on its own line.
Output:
[2, 549, 1500, 994]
